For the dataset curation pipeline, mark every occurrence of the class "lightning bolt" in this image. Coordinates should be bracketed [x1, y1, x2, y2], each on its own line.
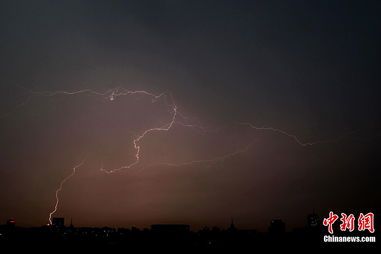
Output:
[48, 158, 86, 225]
[1, 85, 356, 225]
[0, 95, 32, 119]
[145, 143, 252, 169]
[28, 88, 181, 172]
[144, 121, 352, 169]
[100, 103, 178, 173]
[30, 87, 166, 103]
[240, 122, 353, 147]
[8, 87, 353, 173]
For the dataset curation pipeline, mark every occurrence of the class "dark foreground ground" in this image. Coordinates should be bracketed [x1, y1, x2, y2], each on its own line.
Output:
[0, 224, 378, 251]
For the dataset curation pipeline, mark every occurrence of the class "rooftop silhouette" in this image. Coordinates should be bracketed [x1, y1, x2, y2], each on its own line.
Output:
[0, 214, 378, 250]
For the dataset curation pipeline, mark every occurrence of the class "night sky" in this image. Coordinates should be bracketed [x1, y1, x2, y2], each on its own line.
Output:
[0, 0, 380, 231]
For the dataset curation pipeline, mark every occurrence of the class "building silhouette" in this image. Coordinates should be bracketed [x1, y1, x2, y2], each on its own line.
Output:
[307, 211, 320, 228]
[150, 224, 190, 233]
[228, 218, 237, 232]
[269, 219, 285, 234]
[52, 217, 65, 227]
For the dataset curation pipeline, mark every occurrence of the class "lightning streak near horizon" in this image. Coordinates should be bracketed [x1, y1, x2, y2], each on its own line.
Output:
[48, 158, 86, 225]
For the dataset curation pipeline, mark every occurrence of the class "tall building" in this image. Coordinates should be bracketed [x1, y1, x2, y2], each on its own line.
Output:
[228, 218, 237, 232]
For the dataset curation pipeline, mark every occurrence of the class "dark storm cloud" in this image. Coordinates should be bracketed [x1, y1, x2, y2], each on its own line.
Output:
[0, 0, 380, 229]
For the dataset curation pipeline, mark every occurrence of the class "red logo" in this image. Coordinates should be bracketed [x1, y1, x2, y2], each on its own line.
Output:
[358, 213, 375, 233]
[340, 213, 355, 232]
[323, 212, 375, 234]
[323, 211, 339, 234]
